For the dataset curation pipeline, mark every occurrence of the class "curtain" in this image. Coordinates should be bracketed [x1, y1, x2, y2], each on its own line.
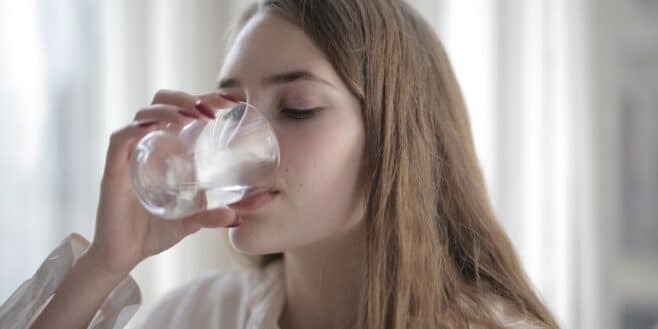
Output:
[417, 1, 598, 327]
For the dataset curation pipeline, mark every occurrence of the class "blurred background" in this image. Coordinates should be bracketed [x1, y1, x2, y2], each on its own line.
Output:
[0, 0, 656, 328]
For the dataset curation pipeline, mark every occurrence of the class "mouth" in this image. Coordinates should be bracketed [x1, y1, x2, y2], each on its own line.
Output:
[227, 189, 280, 212]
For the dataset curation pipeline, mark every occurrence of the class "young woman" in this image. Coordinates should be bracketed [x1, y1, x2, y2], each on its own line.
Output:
[1, 1, 560, 328]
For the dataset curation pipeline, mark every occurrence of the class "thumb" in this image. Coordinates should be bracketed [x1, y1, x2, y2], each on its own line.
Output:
[180, 207, 238, 234]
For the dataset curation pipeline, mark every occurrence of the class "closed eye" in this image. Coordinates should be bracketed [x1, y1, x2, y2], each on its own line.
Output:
[281, 108, 318, 120]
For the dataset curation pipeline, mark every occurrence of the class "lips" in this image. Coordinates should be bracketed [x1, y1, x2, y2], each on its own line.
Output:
[227, 190, 279, 212]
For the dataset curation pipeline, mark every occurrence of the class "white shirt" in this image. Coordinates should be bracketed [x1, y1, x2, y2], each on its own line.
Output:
[0, 233, 545, 329]
[0, 233, 286, 329]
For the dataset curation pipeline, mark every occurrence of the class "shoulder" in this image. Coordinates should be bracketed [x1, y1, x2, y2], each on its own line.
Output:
[140, 261, 283, 328]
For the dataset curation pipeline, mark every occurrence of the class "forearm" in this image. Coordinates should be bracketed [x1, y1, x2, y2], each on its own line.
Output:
[29, 249, 130, 329]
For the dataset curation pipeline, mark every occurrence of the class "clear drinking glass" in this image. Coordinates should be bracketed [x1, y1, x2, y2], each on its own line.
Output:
[130, 101, 280, 220]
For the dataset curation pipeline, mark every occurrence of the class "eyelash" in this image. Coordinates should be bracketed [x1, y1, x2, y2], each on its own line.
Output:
[281, 108, 317, 120]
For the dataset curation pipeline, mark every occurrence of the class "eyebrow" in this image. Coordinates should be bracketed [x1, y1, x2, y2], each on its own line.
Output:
[217, 70, 336, 89]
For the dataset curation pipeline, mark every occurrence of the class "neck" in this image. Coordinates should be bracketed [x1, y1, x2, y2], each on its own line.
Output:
[278, 221, 366, 329]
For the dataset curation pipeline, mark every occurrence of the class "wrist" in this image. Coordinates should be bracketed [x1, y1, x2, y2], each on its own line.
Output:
[75, 247, 134, 284]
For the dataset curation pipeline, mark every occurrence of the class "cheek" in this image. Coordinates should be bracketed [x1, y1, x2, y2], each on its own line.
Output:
[229, 108, 365, 254]
[276, 116, 364, 209]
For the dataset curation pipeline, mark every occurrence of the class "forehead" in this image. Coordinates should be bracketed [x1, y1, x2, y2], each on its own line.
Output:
[218, 10, 337, 84]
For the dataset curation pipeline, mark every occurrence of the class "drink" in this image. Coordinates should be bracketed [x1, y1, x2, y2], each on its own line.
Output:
[131, 102, 279, 220]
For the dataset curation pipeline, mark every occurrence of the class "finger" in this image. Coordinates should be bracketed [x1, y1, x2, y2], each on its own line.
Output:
[103, 120, 168, 177]
[198, 91, 239, 108]
[151, 89, 197, 109]
[151, 89, 218, 120]
[134, 104, 203, 123]
[156, 205, 238, 244]
[193, 92, 241, 119]
[181, 207, 238, 232]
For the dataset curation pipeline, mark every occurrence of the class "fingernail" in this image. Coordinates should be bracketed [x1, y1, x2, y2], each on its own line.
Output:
[137, 120, 159, 127]
[195, 100, 216, 119]
[178, 110, 200, 119]
[220, 94, 241, 103]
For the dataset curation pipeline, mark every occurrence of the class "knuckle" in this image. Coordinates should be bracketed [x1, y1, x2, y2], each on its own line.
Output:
[107, 133, 121, 151]
[108, 129, 126, 147]
[110, 128, 123, 139]
[151, 89, 191, 105]
[133, 107, 147, 120]
[133, 107, 151, 119]
[151, 89, 174, 104]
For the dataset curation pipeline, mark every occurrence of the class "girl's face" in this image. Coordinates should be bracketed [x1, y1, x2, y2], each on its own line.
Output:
[219, 10, 366, 254]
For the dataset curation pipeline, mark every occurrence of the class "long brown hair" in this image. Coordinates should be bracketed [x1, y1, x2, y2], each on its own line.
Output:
[229, 1, 560, 328]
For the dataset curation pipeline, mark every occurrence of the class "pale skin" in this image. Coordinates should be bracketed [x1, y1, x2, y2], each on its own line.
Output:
[31, 9, 366, 329]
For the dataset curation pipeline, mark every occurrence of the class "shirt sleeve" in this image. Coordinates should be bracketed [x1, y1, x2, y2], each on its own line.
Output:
[0, 233, 142, 329]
